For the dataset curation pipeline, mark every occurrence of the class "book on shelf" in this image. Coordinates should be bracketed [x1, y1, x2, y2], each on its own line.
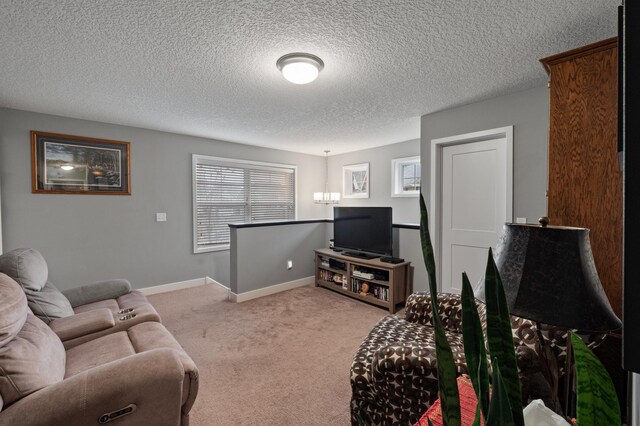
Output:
[319, 269, 335, 282]
[350, 278, 389, 302]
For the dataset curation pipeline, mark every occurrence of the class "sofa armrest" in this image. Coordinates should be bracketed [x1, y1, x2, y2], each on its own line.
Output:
[62, 279, 132, 307]
[49, 308, 115, 341]
[370, 342, 443, 424]
[0, 349, 188, 426]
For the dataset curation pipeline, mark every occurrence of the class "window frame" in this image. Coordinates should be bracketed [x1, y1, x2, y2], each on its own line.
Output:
[192, 154, 298, 253]
[391, 156, 421, 197]
[342, 162, 370, 199]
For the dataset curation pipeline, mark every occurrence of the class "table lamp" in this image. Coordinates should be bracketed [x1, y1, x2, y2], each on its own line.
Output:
[476, 217, 621, 414]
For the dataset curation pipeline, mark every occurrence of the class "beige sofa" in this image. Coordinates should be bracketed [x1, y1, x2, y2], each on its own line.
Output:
[0, 248, 162, 349]
[0, 272, 199, 425]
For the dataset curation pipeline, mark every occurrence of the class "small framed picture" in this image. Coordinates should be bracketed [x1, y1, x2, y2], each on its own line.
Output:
[343, 162, 369, 199]
[31, 131, 131, 195]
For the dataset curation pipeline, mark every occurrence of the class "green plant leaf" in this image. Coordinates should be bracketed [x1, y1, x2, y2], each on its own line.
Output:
[461, 272, 490, 419]
[419, 193, 438, 301]
[571, 332, 621, 426]
[432, 311, 462, 426]
[485, 360, 516, 426]
[420, 194, 460, 426]
[472, 403, 482, 426]
[483, 248, 524, 426]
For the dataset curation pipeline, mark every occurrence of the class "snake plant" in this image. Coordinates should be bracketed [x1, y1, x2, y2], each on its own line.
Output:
[419, 194, 619, 426]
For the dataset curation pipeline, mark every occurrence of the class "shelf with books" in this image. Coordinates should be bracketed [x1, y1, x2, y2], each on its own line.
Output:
[314, 248, 412, 313]
[350, 278, 390, 302]
[318, 268, 348, 290]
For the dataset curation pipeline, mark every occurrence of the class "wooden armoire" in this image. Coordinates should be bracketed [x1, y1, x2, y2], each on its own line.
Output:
[540, 38, 622, 316]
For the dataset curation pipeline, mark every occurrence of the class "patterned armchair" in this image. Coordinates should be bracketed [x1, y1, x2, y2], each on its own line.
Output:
[350, 292, 551, 426]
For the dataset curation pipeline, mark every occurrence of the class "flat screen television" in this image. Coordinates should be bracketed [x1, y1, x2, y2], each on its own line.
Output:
[333, 207, 393, 258]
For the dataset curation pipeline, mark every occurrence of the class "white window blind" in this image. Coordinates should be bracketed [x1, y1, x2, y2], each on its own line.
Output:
[193, 155, 296, 252]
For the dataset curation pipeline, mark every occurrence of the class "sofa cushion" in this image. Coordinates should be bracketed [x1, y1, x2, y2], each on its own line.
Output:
[0, 314, 66, 406]
[0, 248, 48, 291]
[64, 322, 193, 379]
[65, 331, 136, 378]
[0, 273, 28, 348]
[24, 282, 74, 324]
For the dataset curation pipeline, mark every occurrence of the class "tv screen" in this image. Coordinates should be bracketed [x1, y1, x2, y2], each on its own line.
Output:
[333, 207, 393, 256]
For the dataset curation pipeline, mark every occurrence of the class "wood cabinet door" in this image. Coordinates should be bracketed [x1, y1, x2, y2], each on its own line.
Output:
[543, 38, 622, 315]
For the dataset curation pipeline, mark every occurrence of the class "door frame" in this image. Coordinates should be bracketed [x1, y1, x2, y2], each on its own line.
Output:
[429, 126, 514, 290]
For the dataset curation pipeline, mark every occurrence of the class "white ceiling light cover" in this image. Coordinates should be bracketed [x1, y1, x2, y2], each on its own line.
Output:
[277, 53, 324, 85]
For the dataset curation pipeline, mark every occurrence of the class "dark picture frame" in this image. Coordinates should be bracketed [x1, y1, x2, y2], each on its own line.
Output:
[31, 131, 131, 195]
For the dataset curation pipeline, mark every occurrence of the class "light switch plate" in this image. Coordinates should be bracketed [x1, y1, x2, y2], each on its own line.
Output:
[156, 212, 167, 222]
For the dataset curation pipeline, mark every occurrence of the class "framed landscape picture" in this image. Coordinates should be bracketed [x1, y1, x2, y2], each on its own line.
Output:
[31, 131, 131, 195]
[343, 162, 369, 198]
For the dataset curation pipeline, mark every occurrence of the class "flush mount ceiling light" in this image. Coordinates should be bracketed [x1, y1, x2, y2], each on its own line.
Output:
[276, 53, 324, 85]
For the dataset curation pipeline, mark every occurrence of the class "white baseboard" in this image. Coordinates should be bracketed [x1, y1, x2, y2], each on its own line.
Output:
[139, 277, 216, 296]
[230, 276, 314, 303]
[207, 276, 229, 289]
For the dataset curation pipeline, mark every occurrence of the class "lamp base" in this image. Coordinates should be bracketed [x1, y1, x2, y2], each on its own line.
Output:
[534, 322, 563, 415]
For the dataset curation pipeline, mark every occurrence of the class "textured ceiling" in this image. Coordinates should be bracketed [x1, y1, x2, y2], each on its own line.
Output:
[0, 1, 618, 155]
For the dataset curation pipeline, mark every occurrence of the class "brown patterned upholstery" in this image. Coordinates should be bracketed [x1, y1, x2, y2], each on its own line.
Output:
[350, 292, 570, 426]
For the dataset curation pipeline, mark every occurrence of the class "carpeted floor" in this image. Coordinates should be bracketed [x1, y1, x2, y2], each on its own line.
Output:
[148, 283, 387, 425]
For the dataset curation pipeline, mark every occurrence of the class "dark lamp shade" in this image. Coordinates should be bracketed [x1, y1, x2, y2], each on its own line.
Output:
[476, 224, 621, 332]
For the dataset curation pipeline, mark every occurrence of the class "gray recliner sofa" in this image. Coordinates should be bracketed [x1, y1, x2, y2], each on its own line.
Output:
[0, 248, 161, 348]
[0, 272, 199, 425]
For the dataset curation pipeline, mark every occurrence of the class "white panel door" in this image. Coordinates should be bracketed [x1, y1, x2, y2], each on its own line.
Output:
[440, 138, 509, 294]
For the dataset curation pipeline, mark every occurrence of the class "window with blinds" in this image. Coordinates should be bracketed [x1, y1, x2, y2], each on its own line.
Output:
[192, 155, 296, 252]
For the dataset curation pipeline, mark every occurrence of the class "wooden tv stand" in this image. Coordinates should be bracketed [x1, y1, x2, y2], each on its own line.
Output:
[314, 248, 411, 313]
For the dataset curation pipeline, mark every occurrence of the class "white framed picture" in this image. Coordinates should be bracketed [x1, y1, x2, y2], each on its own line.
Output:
[343, 162, 369, 198]
[391, 156, 420, 197]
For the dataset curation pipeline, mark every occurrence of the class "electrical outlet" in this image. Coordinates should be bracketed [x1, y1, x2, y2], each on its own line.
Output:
[156, 212, 167, 222]
[287, 260, 293, 270]
[516, 217, 527, 224]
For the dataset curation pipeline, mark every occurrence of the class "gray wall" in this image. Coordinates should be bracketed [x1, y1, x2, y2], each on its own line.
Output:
[0, 108, 327, 290]
[421, 86, 549, 223]
[230, 222, 327, 294]
[0, 85, 548, 294]
[396, 228, 428, 292]
[327, 139, 421, 224]
[230, 221, 427, 297]
[322, 139, 426, 290]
